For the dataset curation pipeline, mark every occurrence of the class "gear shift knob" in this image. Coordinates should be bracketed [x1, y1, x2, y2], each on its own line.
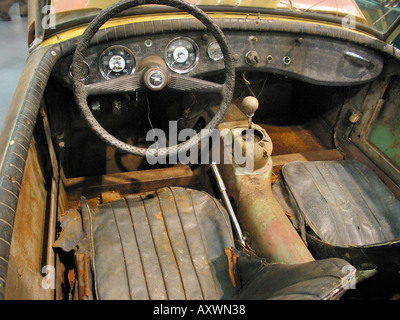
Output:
[242, 96, 259, 128]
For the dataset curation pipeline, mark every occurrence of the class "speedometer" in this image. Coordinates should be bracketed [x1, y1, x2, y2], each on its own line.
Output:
[99, 45, 136, 80]
[164, 37, 199, 74]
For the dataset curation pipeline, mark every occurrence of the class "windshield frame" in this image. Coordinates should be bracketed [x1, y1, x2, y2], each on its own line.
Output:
[32, 0, 400, 51]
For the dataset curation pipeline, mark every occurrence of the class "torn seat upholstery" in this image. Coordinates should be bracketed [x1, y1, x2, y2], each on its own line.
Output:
[56, 186, 355, 300]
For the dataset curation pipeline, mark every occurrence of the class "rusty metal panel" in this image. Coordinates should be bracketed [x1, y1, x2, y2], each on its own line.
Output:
[4, 140, 53, 300]
[65, 165, 200, 200]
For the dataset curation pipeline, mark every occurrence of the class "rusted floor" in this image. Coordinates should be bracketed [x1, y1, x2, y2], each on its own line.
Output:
[260, 124, 327, 156]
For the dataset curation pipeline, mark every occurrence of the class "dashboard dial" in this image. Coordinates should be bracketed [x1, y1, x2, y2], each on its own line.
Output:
[69, 60, 90, 81]
[164, 37, 198, 74]
[99, 45, 136, 80]
[207, 41, 224, 61]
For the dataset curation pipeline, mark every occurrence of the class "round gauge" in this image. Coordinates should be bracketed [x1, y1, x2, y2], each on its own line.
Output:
[207, 41, 223, 61]
[164, 37, 199, 74]
[69, 60, 90, 81]
[99, 45, 136, 80]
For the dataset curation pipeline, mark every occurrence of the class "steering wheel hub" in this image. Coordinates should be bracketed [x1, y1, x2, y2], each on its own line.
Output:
[144, 67, 168, 91]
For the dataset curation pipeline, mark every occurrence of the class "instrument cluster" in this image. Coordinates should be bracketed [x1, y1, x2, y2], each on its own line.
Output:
[89, 36, 222, 82]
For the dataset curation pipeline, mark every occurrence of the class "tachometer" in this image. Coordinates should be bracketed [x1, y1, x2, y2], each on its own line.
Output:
[99, 45, 136, 80]
[164, 37, 198, 74]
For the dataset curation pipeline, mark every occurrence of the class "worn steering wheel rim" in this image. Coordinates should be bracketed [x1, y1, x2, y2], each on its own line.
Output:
[71, 0, 235, 158]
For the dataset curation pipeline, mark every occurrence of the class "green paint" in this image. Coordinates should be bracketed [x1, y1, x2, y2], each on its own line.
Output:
[368, 78, 400, 168]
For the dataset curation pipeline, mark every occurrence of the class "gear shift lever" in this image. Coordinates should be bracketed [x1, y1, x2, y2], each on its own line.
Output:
[241, 96, 259, 129]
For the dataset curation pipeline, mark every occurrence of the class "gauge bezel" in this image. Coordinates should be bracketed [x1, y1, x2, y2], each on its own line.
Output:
[69, 60, 90, 81]
[207, 41, 224, 61]
[164, 37, 199, 74]
[98, 45, 136, 80]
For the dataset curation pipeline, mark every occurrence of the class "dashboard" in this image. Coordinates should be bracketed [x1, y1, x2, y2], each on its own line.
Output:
[53, 30, 384, 89]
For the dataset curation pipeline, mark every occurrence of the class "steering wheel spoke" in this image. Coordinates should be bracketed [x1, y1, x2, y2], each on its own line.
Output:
[167, 74, 224, 95]
[85, 72, 143, 96]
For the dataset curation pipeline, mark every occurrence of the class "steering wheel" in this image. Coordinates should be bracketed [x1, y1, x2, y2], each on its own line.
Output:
[71, 0, 235, 158]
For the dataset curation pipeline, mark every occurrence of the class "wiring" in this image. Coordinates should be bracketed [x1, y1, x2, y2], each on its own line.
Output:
[241, 72, 269, 99]
[145, 93, 159, 150]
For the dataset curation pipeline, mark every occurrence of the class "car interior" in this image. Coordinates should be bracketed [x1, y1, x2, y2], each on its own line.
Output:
[3, 0, 400, 300]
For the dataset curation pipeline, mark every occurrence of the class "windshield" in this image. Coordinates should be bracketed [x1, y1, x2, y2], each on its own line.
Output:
[49, 0, 399, 38]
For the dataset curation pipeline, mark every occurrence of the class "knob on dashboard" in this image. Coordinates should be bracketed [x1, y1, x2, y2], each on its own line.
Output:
[245, 50, 260, 66]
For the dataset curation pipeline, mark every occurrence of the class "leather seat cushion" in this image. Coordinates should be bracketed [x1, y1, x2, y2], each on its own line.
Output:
[273, 161, 400, 247]
[89, 186, 237, 300]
